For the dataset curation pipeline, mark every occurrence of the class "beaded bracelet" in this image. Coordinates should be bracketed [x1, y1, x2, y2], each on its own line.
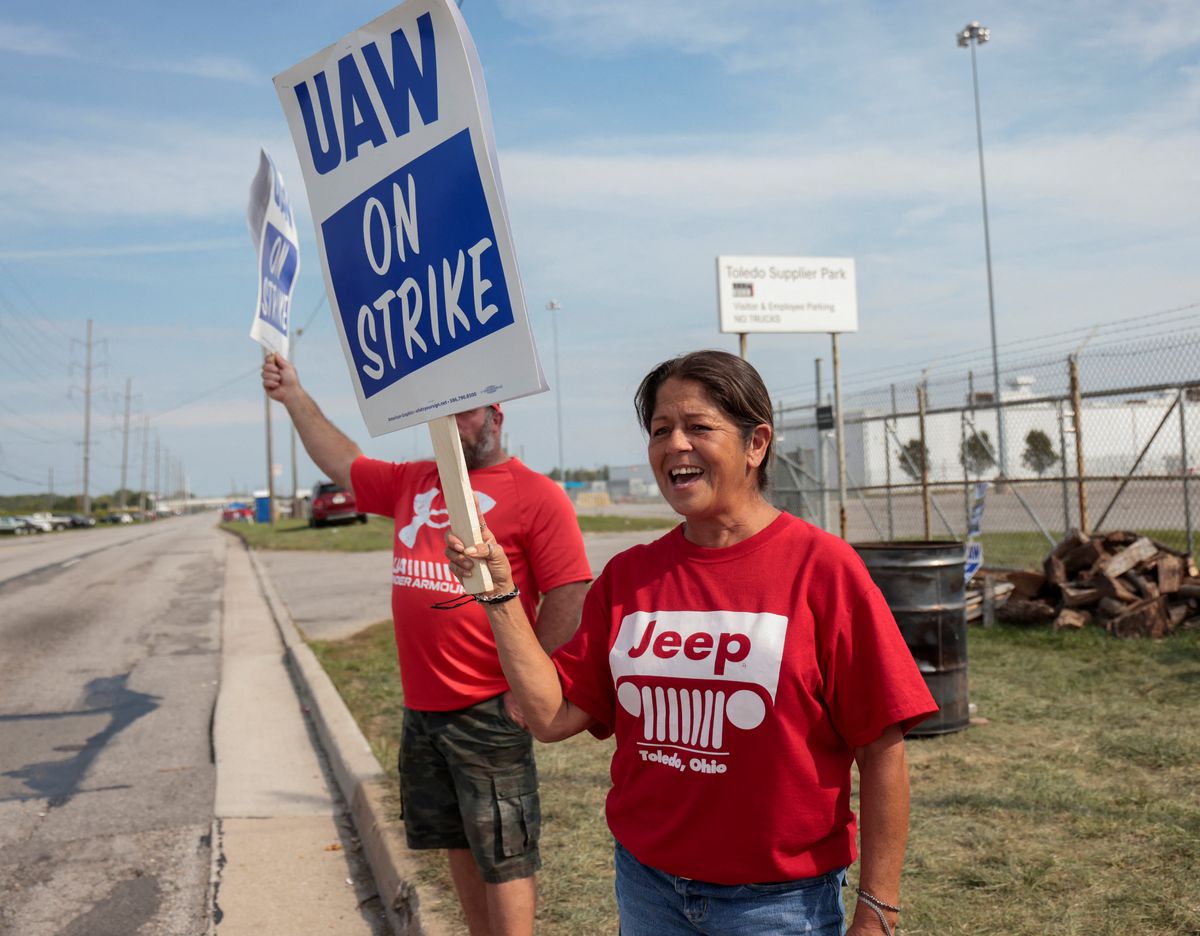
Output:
[475, 586, 521, 605]
[431, 587, 520, 611]
[855, 888, 901, 936]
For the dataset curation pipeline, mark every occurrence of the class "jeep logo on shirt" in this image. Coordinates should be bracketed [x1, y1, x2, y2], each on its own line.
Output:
[609, 611, 787, 756]
[627, 618, 751, 676]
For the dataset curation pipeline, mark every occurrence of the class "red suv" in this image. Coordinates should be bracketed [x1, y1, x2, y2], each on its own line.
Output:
[310, 481, 367, 528]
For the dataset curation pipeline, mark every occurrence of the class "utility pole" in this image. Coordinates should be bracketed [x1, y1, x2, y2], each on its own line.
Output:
[154, 435, 161, 512]
[139, 416, 149, 516]
[119, 377, 132, 508]
[48, 467, 54, 513]
[815, 358, 827, 531]
[82, 319, 94, 516]
[290, 328, 304, 519]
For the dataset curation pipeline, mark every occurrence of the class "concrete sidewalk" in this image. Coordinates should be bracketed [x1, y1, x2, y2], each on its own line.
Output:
[221, 526, 670, 935]
[210, 538, 451, 935]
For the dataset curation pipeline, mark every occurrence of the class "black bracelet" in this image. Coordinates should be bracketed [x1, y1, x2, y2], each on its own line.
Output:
[475, 586, 520, 605]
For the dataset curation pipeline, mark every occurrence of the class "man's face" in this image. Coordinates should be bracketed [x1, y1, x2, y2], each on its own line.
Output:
[456, 406, 500, 470]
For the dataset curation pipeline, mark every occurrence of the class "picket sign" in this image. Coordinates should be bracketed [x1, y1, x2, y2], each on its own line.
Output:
[247, 149, 300, 358]
[275, 0, 546, 591]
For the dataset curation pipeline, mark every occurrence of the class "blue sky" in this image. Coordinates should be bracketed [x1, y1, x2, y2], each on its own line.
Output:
[0, 1, 1197, 498]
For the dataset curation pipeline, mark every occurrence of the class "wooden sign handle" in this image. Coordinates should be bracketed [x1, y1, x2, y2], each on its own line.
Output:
[427, 415, 494, 594]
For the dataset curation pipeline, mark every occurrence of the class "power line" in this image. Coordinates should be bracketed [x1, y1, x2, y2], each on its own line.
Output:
[775, 301, 1200, 401]
[151, 365, 261, 420]
[0, 465, 43, 486]
[0, 260, 77, 343]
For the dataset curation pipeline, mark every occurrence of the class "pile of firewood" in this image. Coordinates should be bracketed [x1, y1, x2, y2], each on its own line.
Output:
[999, 530, 1200, 637]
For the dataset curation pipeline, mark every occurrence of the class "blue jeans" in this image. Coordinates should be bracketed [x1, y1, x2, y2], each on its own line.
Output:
[614, 841, 846, 935]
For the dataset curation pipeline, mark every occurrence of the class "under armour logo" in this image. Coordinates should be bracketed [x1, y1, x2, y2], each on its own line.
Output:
[398, 487, 496, 548]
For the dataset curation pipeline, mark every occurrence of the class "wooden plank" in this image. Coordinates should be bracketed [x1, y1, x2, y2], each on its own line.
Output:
[1063, 539, 1105, 575]
[1096, 537, 1158, 579]
[1108, 596, 1169, 639]
[1060, 584, 1100, 608]
[1151, 539, 1189, 558]
[427, 415, 493, 595]
[1054, 608, 1091, 630]
[1005, 570, 1046, 599]
[1102, 530, 1138, 549]
[1123, 570, 1159, 599]
[1051, 529, 1090, 559]
[1043, 555, 1067, 585]
[1156, 555, 1184, 594]
[1096, 574, 1138, 604]
[1097, 597, 1128, 618]
[997, 597, 1057, 625]
[1168, 603, 1189, 629]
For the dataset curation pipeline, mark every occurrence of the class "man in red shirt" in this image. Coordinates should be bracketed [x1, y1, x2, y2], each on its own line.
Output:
[262, 353, 591, 936]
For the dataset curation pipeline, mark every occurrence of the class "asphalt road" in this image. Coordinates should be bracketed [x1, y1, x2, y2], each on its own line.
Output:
[0, 514, 222, 936]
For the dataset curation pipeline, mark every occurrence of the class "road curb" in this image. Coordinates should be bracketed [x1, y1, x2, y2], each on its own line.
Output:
[242, 542, 455, 936]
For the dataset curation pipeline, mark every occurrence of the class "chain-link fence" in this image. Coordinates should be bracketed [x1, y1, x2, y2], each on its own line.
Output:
[772, 330, 1200, 568]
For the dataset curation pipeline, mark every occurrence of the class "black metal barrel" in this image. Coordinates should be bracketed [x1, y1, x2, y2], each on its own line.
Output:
[853, 541, 968, 736]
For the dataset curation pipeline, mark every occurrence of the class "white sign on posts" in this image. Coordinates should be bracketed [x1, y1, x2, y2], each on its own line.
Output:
[716, 256, 858, 334]
[247, 148, 300, 358]
[274, 0, 545, 438]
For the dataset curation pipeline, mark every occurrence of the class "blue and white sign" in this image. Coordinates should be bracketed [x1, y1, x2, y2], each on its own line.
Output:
[247, 148, 300, 358]
[965, 481, 989, 583]
[274, 0, 545, 435]
[964, 540, 984, 583]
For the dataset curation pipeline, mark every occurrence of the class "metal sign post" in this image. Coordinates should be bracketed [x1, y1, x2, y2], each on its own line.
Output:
[831, 332, 848, 540]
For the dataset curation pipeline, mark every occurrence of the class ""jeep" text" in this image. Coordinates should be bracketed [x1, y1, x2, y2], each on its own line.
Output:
[626, 619, 750, 676]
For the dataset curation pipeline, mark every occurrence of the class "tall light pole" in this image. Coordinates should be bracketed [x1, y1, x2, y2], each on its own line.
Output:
[958, 20, 1007, 477]
[545, 300, 565, 484]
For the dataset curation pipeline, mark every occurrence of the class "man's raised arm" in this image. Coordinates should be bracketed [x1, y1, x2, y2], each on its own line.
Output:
[262, 353, 361, 491]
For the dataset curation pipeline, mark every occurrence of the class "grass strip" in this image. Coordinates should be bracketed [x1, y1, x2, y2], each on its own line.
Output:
[220, 513, 676, 552]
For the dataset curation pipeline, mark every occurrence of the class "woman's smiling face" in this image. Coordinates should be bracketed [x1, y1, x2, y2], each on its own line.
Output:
[648, 377, 769, 521]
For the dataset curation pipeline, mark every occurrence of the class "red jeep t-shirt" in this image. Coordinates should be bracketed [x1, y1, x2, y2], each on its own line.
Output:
[553, 512, 937, 884]
[352, 455, 591, 711]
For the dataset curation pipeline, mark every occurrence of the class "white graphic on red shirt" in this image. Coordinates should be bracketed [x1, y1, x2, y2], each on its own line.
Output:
[609, 611, 787, 762]
[398, 487, 496, 548]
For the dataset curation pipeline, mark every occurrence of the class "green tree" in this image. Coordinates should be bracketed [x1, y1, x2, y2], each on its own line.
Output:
[898, 439, 929, 482]
[1022, 429, 1060, 476]
[960, 430, 996, 478]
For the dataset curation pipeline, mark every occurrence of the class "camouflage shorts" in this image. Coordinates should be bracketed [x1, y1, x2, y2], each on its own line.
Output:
[399, 693, 541, 883]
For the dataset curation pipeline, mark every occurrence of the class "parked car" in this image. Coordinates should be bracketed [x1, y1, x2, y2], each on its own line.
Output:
[222, 503, 254, 523]
[310, 481, 367, 527]
[30, 512, 70, 531]
[0, 516, 33, 535]
[19, 515, 53, 533]
[69, 514, 97, 528]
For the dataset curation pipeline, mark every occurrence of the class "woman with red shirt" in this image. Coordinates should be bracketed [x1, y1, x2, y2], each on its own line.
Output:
[448, 350, 936, 935]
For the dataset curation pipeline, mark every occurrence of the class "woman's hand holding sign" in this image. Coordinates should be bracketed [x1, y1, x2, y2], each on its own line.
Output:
[445, 518, 513, 597]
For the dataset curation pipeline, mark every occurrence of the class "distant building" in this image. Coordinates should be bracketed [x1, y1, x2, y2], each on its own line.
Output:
[785, 376, 1195, 485]
[608, 464, 661, 499]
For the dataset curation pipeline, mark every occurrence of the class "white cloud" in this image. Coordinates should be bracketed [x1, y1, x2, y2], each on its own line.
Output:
[0, 238, 245, 261]
[500, 127, 1199, 231]
[1090, 0, 1200, 60]
[0, 119, 303, 224]
[0, 20, 73, 57]
[0, 18, 258, 83]
[142, 55, 261, 85]
[496, 0, 764, 58]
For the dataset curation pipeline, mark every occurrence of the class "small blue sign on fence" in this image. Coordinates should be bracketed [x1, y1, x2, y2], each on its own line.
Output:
[964, 540, 984, 584]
